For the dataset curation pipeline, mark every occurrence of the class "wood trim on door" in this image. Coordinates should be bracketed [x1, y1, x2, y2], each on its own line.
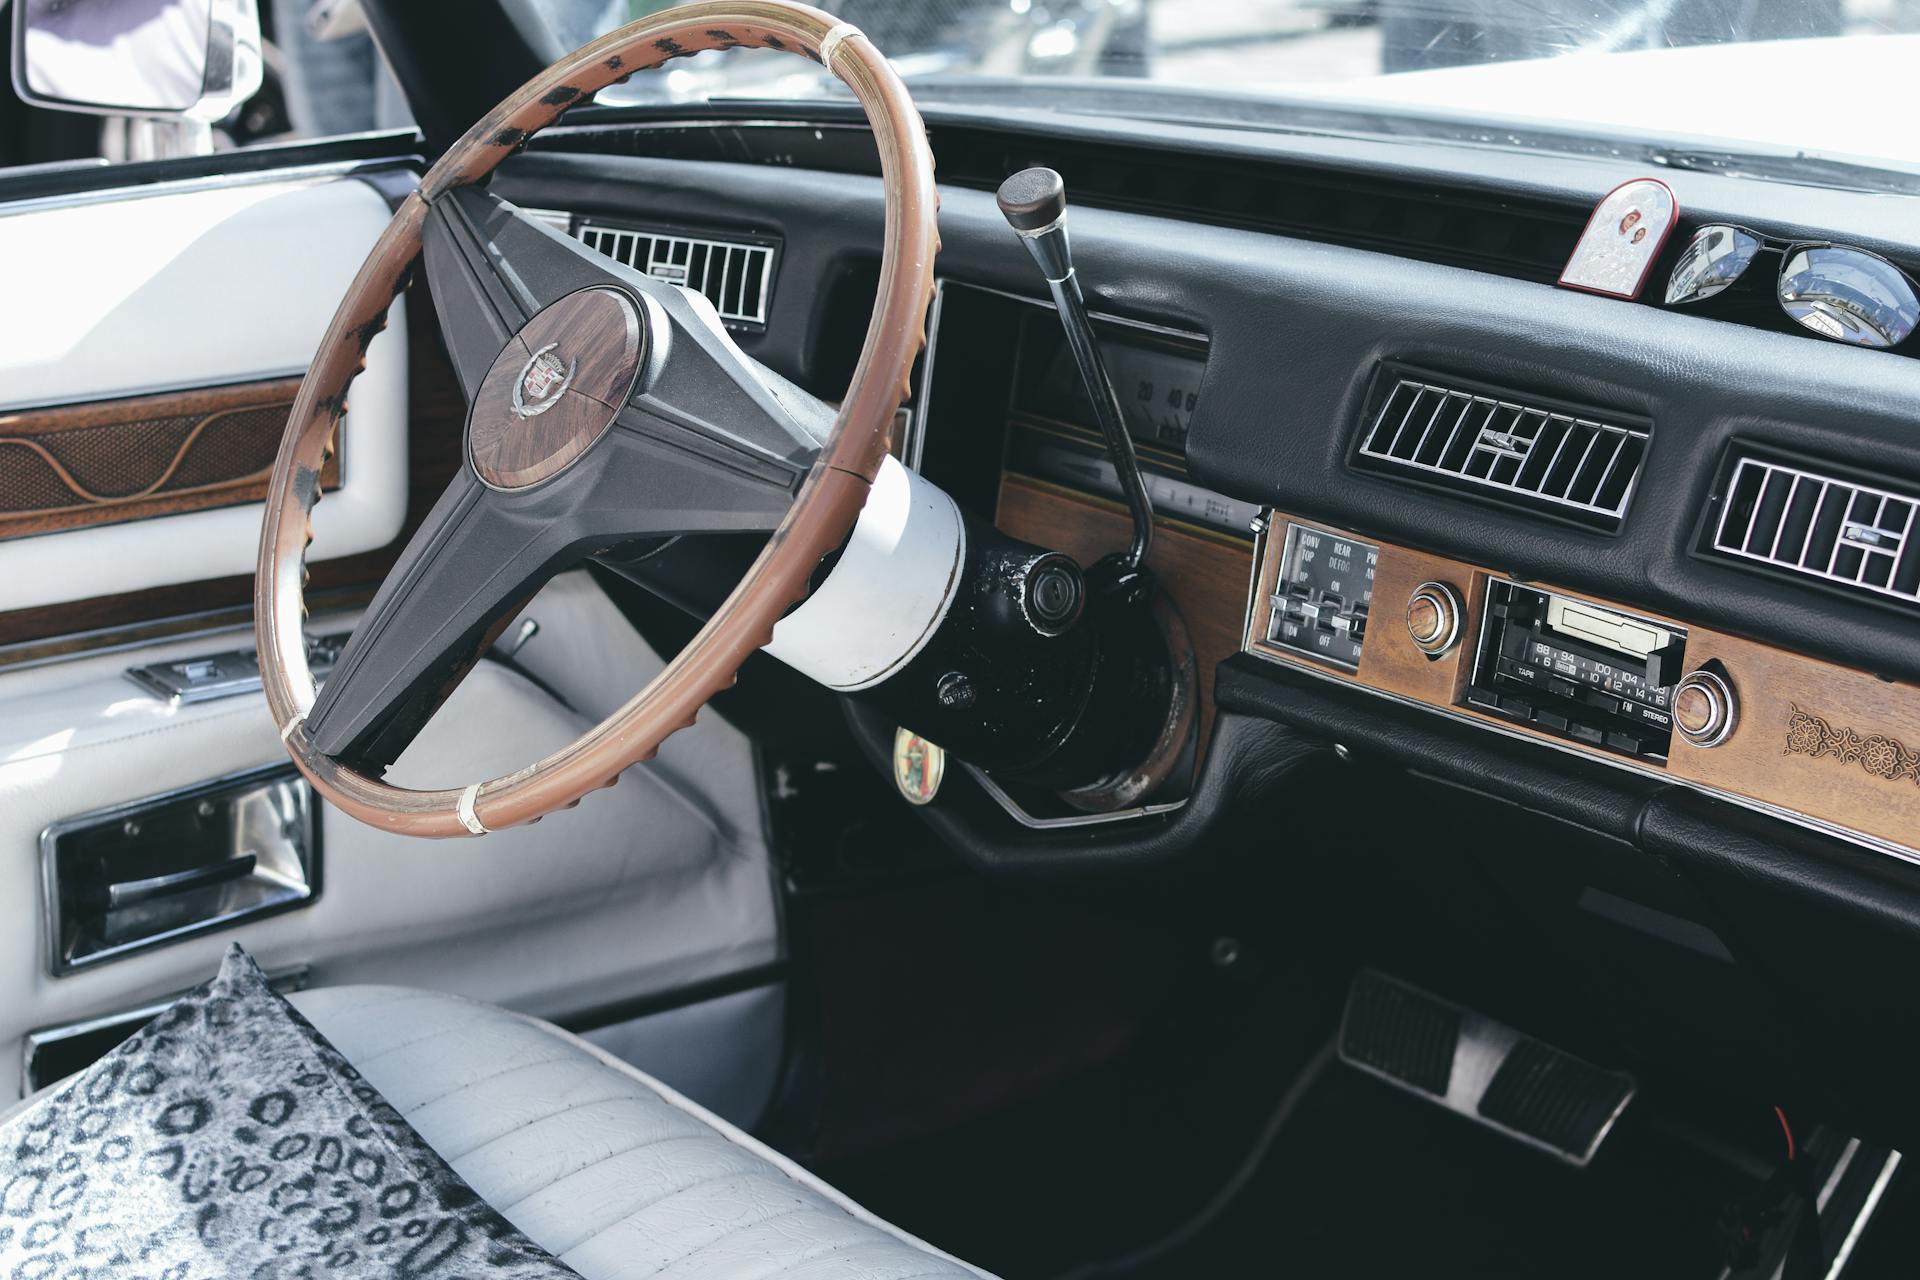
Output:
[0, 378, 339, 539]
[0, 284, 465, 664]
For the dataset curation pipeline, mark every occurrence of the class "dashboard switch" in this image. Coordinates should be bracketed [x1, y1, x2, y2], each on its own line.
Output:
[1673, 665, 1738, 748]
[1269, 523, 1377, 670]
[1406, 581, 1464, 657]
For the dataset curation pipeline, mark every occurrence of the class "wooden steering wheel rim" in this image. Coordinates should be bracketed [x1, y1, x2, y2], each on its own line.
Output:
[254, 1, 938, 837]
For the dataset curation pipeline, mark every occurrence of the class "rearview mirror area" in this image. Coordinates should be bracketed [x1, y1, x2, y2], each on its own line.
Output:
[11, 0, 262, 120]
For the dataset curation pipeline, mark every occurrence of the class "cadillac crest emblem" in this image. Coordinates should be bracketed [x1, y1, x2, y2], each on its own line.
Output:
[511, 342, 576, 418]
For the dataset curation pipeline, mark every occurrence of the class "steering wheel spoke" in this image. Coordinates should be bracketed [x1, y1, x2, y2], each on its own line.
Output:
[301, 470, 572, 770]
[423, 185, 636, 402]
[584, 416, 798, 538]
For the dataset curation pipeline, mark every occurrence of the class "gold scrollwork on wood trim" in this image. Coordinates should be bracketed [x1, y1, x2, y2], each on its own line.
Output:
[1784, 705, 1920, 786]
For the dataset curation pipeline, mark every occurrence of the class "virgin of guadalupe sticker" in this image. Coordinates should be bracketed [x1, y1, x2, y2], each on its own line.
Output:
[893, 727, 945, 805]
[1559, 178, 1678, 300]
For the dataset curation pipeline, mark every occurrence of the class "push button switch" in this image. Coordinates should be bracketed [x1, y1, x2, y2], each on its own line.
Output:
[1406, 581, 1464, 657]
[1672, 665, 1737, 749]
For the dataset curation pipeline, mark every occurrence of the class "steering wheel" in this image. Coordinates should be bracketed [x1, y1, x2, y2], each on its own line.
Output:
[254, 2, 937, 837]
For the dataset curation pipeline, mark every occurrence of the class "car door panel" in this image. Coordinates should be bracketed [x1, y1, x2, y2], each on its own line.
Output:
[0, 141, 784, 1108]
[0, 570, 781, 1101]
[0, 172, 408, 611]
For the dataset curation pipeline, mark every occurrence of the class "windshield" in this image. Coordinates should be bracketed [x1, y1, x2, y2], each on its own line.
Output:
[531, 0, 1920, 181]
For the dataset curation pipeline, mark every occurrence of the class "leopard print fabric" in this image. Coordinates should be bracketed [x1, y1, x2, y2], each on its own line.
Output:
[0, 945, 580, 1278]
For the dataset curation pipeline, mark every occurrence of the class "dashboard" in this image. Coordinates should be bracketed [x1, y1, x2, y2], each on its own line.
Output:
[2, 40, 1919, 1157]
[0, 99, 1912, 1136]
[491, 114, 1920, 877]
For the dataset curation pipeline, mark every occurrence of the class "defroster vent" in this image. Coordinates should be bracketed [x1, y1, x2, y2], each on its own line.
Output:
[1353, 368, 1649, 532]
[1703, 447, 1920, 613]
[575, 219, 777, 328]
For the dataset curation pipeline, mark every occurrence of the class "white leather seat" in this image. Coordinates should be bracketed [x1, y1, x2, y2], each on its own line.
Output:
[289, 986, 989, 1280]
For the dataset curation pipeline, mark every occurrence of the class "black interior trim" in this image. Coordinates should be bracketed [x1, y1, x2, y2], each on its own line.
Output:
[0, 131, 424, 205]
[495, 148, 1920, 686]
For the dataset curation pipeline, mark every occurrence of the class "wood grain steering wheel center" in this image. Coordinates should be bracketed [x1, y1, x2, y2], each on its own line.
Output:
[468, 287, 644, 490]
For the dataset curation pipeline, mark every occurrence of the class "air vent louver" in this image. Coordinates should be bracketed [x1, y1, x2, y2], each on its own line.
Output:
[574, 220, 776, 327]
[1353, 371, 1648, 531]
[1705, 449, 1920, 611]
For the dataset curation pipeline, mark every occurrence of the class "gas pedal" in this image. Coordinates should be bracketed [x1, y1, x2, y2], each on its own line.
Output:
[1339, 969, 1635, 1167]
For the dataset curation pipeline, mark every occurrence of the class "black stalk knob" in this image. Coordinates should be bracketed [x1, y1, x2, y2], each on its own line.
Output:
[996, 167, 1067, 233]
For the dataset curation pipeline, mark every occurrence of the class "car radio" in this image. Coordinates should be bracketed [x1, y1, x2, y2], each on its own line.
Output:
[1465, 580, 1685, 761]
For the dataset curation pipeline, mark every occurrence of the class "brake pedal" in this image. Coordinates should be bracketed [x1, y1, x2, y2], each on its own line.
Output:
[1340, 970, 1635, 1167]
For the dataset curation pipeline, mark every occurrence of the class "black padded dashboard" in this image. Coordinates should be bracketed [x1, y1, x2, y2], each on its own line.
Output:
[499, 116, 1920, 1144]
[494, 114, 1920, 685]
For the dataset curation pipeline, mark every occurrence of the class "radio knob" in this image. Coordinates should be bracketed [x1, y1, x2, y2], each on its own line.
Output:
[1673, 666, 1737, 748]
[1406, 582, 1464, 656]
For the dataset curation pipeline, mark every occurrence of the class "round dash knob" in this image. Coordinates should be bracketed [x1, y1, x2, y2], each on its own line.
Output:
[1407, 582, 1463, 656]
[1674, 666, 1737, 748]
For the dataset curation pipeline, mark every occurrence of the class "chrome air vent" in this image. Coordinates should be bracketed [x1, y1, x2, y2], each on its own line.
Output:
[1352, 369, 1649, 532]
[1703, 447, 1920, 613]
[575, 219, 776, 328]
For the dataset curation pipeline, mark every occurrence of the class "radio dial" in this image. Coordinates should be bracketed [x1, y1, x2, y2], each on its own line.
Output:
[1406, 582, 1463, 656]
[1673, 666, 1737, 748]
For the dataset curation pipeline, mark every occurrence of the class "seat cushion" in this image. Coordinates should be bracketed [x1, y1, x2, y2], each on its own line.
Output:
[0, 948, 576, 1280]
[289, 985, 988, 1280]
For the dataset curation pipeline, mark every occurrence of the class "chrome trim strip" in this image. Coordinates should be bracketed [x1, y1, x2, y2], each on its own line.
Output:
[539, 118, 873, 138]
[962, 762, 1187, 830]
[0, 365, 313, 417]
[1819, 1138, 1861, 1215]
[0, 153, 411, 219]
[1827, 1150, 1901, 1280]
[906, 281, 951, 472]
[1243, 596, 1920, 871]
[0, 618, 257, 677]
[937, 277, 1208, 344]
[1240, 515, 1273, 653]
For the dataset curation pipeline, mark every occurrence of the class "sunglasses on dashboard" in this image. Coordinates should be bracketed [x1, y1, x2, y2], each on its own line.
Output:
[1664, 224, 1920, 351]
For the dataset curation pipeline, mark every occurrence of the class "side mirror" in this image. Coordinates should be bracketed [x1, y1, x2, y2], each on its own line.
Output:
[11, 0, 263, 120]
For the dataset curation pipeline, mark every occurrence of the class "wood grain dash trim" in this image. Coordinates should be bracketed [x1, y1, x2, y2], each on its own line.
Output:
[0, 377, 337, 539]
[996, 474, 1255, 759]
[1245, 508, 1920, 861]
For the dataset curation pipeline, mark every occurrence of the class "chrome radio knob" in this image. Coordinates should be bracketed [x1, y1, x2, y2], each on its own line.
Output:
[1673, 666, 1737, 748]
[1406, 582, 1464, 656]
